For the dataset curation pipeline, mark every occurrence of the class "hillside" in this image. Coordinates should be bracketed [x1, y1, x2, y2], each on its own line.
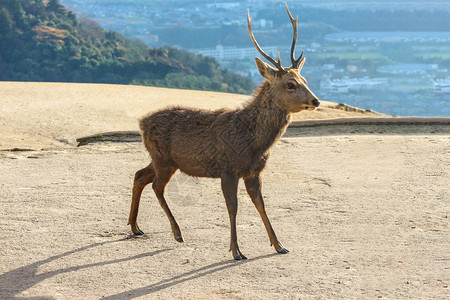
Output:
[0, 0, 255, 94]
[0, 82, 386, 150]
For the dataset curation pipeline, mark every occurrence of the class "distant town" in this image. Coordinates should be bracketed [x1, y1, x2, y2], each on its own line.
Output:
[61, 0, 450, 116]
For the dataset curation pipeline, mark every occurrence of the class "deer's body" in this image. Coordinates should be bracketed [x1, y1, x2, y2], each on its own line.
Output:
[140, 82, 290, 179]
[128, 4, 320, 260]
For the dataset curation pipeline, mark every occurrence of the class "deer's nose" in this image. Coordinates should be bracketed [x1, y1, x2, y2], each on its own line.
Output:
[312, 99, 320, 107]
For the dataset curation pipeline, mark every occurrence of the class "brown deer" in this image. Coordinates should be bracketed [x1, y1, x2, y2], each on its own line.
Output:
[128, 3, 319, 260]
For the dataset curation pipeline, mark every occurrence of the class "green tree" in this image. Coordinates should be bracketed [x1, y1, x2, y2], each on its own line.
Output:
[0, 8, 13, 36]
[0, 0, 255, 94]
[47, 0, 64, 14]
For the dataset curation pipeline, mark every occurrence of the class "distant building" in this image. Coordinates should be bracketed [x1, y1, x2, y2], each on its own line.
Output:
[320, 77, 388, 94]
[377, 64, 439, 76]
[194, 45, 278, 61]
[433, 78, 450, 101]
[325, 31, 450, 43]
[321, 81, 349, 93]
[206, 3, 240, 9]
[434, 78, 450, 94]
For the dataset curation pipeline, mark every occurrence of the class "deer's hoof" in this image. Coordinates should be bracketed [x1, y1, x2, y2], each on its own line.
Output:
[277, 248, 289, 254]
[133, 229, 144, 235]
[175, 236, 184, 243]
[234, 253, 248, 260]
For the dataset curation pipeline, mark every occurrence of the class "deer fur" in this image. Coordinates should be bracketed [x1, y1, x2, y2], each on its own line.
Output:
[128, 4, 320, 260]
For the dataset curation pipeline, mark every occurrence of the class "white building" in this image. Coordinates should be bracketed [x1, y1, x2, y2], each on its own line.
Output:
[377, 64, 438, 76]
[194, 45, 278, 62]
[320, 77, 388, 94]
[434, 78, 450, 94]
[206, 3, 240, 9]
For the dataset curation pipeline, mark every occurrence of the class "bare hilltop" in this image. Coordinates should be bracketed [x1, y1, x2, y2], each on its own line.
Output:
[0, 81, 384, 150]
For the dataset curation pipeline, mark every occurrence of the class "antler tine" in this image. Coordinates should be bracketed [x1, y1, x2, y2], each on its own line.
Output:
[285, 2, 304, 69]
[247, 9, 285, 73]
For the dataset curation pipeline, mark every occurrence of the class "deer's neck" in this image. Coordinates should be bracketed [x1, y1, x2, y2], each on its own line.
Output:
[241, 81, 291, 154]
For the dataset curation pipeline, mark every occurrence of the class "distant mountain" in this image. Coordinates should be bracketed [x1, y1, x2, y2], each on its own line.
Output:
[0, 0, 255, 94]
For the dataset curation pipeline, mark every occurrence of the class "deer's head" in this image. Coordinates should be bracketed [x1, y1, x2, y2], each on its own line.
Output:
[248, 3, 320, 113]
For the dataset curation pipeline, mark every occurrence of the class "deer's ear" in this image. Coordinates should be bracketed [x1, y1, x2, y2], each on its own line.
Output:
[255, 57, 278, 81]
[297, 58, 306, 72]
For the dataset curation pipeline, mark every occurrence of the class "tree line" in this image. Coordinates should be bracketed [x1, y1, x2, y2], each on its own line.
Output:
[0, 0, 255, 94]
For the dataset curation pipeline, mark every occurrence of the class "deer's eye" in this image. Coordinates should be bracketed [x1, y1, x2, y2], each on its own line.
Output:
[287, 83, 296, 89]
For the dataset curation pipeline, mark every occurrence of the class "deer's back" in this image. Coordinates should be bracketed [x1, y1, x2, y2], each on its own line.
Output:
[139, 106, 268, 178]
[140, 106, 225, 150]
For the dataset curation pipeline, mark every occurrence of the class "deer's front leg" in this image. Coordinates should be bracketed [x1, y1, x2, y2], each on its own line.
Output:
[221, 173, 247, 260]
[244, 175, 288, 254]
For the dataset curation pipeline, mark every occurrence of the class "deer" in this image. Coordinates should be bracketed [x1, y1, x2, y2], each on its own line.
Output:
[128, 3, 320, 260]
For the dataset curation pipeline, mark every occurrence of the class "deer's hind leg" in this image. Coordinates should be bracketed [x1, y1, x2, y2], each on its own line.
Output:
[152, 159, 183, 243]
[129, 163, 155, 235]
[244, 175, 288, 254]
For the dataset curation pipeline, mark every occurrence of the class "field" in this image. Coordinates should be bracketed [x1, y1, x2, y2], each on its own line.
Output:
[417, 53, 450, 59]
[413, 46, 450, 60]
[0, 82, 448, 299]
[317, 52, 388, 60]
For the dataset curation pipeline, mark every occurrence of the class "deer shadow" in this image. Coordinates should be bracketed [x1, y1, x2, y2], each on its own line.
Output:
[0, 236, 170, 299]
[103, 252, 279, 300]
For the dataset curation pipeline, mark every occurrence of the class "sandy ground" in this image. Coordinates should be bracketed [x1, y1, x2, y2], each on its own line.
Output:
[0, 134, 449, 299]
[0, 82, 449, 299]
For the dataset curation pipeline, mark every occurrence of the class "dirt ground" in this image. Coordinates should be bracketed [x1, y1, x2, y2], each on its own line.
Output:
[0, 82, 448, 299]
[1, 133, 448, 299]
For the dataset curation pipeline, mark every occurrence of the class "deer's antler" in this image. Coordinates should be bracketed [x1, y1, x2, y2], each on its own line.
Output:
[247, 9, 286, 74]
[285, 2, 304, 69]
